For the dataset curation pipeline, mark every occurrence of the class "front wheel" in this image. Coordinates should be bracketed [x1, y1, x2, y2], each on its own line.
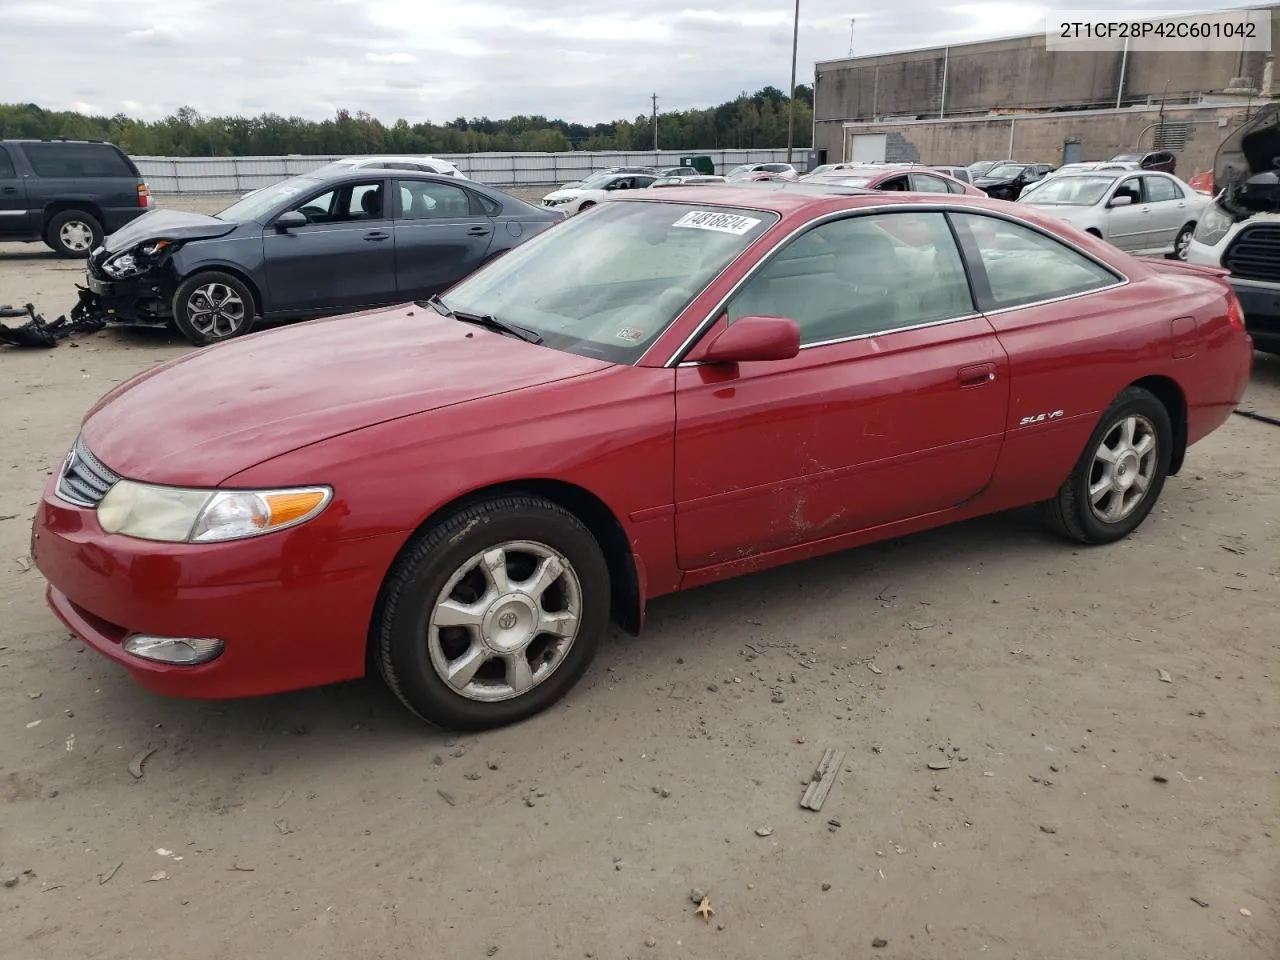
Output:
[576, 200, 596, 214]
[1173, 223, 1195, 260]
[1041, 386, 1172, 544]
[172, 271, 257, 346]
[375, 495, 611, 729]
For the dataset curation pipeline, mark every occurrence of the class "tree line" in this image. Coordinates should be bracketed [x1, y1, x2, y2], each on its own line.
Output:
[0, 86, 814, 157]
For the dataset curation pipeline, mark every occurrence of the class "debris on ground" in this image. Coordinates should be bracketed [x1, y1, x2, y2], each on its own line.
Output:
[822, 882, 832, 891]
[644, 936, 656, 947]
[927, 761, 953, 771]
[755, 826, 773, 837]
[438, 789, 457, 807]
[128, 746, 157, 780]
[872, 937, 889, 948]
[2, 875, 18, 889]
[696, 895, 714, 922]
[1152, 774, 1169, 784]
[14, 556, 30, 573]
[99, 862, 122, 885]
[1158, 669, 1173, 684]
[800, 748, 845, 811]
[1191, 897, 1209, 908]
[1039, 824, 1058, 835]
[147, 871, 168, 883]
[689, 888, 706, 905]
[0, 298, 107, 350]
[1240, 908, 1253, 917]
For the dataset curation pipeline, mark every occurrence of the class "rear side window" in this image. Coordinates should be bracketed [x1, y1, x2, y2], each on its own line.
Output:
[21, 143, 136, 178]
[952, 213, 1120, 310]
[0, 147, 16, 179]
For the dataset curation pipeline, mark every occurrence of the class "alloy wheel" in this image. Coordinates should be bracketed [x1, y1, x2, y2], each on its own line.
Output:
[186, 283, 246, 338]
[1088, 414, 1158, 524]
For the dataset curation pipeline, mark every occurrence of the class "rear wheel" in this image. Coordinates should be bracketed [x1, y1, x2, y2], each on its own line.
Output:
[1173, 223, 1195, 260]
[1041, 386, 1172, 544]
[45, 210, 103, 258]
[375, 495, 611, 730]
[172, 271, 257, 346]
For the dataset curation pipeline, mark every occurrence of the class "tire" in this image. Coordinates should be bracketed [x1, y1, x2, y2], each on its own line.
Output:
[171, 271, 257, 346]
[375, 495, 612, 730]
[1041, 386, 1173, 545]
[577, 201, 596, 213]
[45, 210, 103, 258]
[1173, 223, 1195, 260]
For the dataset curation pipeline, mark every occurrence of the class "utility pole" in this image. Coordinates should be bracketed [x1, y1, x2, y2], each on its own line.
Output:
[651, 93, 658, 152]
[787, 0, 800, 164]
[848, 17, 856, 56]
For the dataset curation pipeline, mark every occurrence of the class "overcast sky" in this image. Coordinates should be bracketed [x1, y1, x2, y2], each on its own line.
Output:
[0, 0, 1265, 124]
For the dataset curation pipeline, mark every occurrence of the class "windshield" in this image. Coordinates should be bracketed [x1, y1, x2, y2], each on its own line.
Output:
[1020, 175, 1115, 205]
[1112, 154, 1140, 162]
[984, 164, 1026, 180]
[216, 176, 322, 222]
[439, 200, 779, 364]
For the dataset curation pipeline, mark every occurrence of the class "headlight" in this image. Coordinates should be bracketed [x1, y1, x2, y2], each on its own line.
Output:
[97, 480, 332, 543]
[101, 240, 172, 279]
[1193, 206, 1233, 248]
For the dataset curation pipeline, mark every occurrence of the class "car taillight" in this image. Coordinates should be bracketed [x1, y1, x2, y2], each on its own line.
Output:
[138, 183, 152, 207]
[1226, 292, 1246, 332]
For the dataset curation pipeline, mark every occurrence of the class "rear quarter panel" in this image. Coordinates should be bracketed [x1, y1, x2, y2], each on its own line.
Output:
[981, 269, 1233, 506]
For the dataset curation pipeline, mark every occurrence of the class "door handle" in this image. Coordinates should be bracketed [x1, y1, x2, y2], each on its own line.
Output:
[363, 230, 390, 241]
[466, 225, 492, 236]
[958, 362, 997, 387]
[1, 186, 16, 194]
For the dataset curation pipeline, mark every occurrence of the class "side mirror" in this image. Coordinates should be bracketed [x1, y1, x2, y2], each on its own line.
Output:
[688, 315, 801, 364]
[274, 210, 308, 232]
[1109, 195, 1134, 207]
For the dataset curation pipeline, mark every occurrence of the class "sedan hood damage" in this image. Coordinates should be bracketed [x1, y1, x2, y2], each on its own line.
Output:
[79, 306, 612, 486]
[102, 208, 237, 254]
[1214, 102, 1280, 218]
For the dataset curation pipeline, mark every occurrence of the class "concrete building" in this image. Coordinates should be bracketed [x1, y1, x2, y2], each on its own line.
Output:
[813, 4, 1280, 175]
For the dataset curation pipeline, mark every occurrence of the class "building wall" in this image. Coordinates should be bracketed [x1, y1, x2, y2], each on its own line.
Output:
[816, 103, 1262, 175]
[814, 5, 1280, 122]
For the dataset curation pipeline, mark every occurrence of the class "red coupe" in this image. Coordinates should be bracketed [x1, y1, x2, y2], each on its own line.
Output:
[32, 186, 1254, 730]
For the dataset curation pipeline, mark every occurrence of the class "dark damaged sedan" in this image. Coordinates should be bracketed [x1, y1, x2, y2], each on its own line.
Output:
[83, 169, 562, 346]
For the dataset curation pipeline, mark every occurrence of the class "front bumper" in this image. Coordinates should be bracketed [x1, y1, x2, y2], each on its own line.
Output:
[1226, 278, 1280, 350]
[83, 258, 175, 326]
[31, 475, 404, 700]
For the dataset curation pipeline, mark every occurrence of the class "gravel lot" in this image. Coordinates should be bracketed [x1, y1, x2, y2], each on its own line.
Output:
[1, 193, 1277, 960]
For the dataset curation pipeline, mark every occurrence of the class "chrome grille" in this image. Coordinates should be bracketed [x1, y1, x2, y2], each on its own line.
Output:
[1224, 223, 1280, 284]
[55, 436, 120, 508]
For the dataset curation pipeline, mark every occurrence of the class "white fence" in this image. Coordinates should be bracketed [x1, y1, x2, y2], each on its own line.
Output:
[132, 149, 802, 194]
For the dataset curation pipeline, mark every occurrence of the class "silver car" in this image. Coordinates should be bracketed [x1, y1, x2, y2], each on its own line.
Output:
[1018, 170, 1207, 258]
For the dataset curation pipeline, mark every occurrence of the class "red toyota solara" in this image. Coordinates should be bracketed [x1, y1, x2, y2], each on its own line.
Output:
[32, 185, 1253, 730]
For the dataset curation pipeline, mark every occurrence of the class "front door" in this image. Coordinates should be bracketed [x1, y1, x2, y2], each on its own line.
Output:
[0, 145, 30, 239]
[262, 178, 398, 316]
[673, 210, 1010, 570]
[392, 179, 495, 299]
[1103, 175, 1149, 250]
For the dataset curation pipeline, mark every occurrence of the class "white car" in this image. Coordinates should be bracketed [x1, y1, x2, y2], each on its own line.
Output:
[540, 172, 660, 215]
[1185, 102, 1280, 354]
[1018, 170, 1207, 258]
[319, 155, 471, 179]
[647, 175, 726, 188]
[1044, 161, 1139, 178]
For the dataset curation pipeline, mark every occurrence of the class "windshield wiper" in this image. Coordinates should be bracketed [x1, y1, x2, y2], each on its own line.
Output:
[418, 295, 542, 345]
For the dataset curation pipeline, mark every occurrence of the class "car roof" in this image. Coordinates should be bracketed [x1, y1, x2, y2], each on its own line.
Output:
[608, 182, 1039, 217]
[1, 138, 120, 146]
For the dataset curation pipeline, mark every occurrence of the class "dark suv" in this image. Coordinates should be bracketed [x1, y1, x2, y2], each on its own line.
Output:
[0, 139, 153, 257]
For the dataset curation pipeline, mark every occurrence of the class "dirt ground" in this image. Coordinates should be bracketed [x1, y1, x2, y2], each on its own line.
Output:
[0, 193, 1277, 960]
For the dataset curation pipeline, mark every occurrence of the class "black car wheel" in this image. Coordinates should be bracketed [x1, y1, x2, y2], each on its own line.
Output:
[1173, 223, 1195, 260]
[1041, 386, 1173, 545]
[172, 272, 257, 347]
[45, 210, 103, 259]
[375, 494, 611, 730]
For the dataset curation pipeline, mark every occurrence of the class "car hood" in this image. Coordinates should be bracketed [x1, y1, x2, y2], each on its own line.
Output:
[102, 208, 238, 254]
[543, 188, 582, 201]
[974, 176, 1017, 188]
[1215, 101, 1280, 216]
[79, 306, 612, 486]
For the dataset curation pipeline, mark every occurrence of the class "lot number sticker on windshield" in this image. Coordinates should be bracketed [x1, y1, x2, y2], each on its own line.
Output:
[672, 211, 762, 235]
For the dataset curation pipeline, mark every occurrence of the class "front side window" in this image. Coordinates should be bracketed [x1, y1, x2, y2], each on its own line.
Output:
[398, 180, 472, 219]
[1114, 177, 1144, 204]
[290, 181, 385, 223]
[441, 201, 778, 363]
[0, 147, 15, 179]
[725, 212, 974, 346]
[952, 213, 1120, 310]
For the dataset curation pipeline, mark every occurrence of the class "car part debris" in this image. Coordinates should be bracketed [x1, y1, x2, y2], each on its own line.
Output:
[800, 748, 846, 811]
[0, 297, 107, 349]
[1233, 408, 1280, 427]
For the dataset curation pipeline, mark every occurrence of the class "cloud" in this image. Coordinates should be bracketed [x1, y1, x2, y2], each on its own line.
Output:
[0, 0, 1248, 125]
